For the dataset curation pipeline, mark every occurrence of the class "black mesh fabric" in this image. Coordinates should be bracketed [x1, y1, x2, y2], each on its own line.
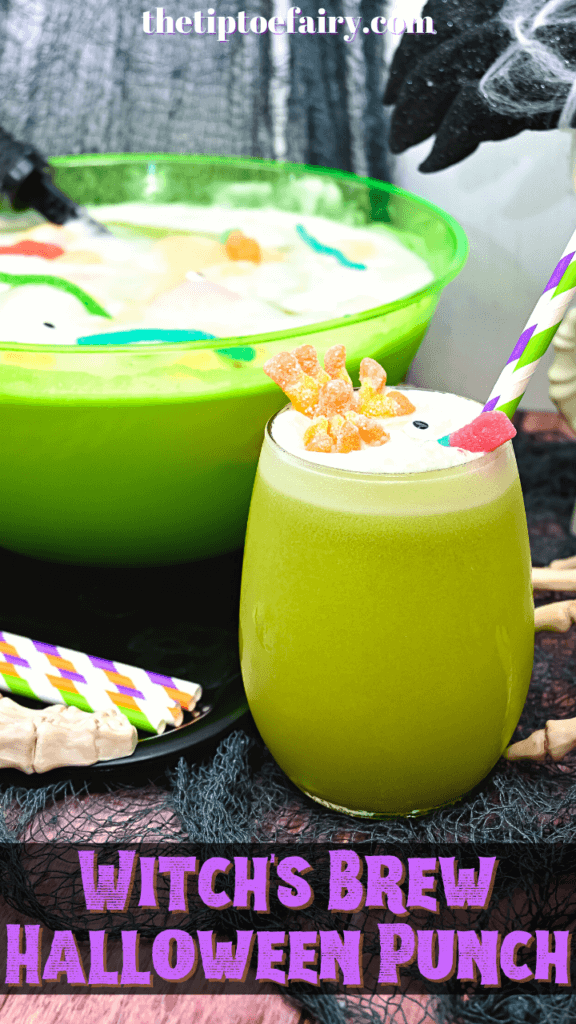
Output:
[0, 0, 389, 178]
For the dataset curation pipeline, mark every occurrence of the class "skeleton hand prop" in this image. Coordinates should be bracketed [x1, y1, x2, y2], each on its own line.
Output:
[506, 564, 576, 761]
[506, 718, 576, 764]
[0, 697, 137, 773]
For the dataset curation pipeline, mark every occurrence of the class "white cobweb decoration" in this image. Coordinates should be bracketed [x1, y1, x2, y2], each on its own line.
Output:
[479, 0, 576, 127]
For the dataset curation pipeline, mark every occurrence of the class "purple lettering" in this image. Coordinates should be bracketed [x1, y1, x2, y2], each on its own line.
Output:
[288, 931, 318, 984]
[407, 858, 438, 913]
[378, 924, 416, 985]
[233, 857, 270, 911]
[78, 850, 136, 913]
[535, 931, 571, 984]
[328, 850, 364, 912]
[320, 930, 363, 986]
[276, 856, 313, 909]
[43, 931, 86, 985]
[256, 931, 287, 984]
[457, 931, 500, 986]
[439, 857, 498, 909]
[197, 930, 255, 982]
[158, 856, 198, 913]
[417, 930, 456, 982]
[365, 856, 407, 914]
[152, 929, 197, 983]
[5, 925, 42, 986]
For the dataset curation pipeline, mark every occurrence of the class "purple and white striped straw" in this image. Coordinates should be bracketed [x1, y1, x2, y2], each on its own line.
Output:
[483, 229, 576, 418]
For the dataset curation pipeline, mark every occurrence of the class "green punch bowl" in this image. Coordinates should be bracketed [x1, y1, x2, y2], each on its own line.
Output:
[0, 154, 467, 566]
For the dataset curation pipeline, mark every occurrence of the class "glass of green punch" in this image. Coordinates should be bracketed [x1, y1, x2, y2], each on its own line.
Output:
[239, 377, 534, 817]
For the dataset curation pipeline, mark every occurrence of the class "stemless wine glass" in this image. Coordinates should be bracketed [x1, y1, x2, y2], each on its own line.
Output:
[239, 397, 534, 817]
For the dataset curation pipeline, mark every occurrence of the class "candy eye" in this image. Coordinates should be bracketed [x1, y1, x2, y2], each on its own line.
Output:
[402, 419, 434, 442]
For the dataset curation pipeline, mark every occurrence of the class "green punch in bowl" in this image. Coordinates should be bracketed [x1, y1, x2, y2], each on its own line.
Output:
[0, 154, 468, 566]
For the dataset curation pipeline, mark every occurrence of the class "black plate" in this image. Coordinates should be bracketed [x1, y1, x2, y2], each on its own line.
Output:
[0, 546, 253, 785]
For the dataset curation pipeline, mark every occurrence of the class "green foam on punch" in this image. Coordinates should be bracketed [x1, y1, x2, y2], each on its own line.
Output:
[0, 271, 112, 318]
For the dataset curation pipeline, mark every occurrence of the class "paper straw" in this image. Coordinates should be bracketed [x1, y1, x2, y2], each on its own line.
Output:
[483, 227, 576, 417]
[0, 632, 202, 735]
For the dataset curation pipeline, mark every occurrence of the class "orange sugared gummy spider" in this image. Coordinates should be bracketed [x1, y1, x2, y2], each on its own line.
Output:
[324, 345, 353, 386]
[335, 419, 362, 453]
[305, 423, 334, 452]
[317, 379, 356, 417]
[266, 344, 413, 451]
[357, 357, 388, 416]
[360, 357, 386, 392]
[225, 230, 262, 264]
[358, 356, 414, 417]
[264, 351, 321, 417]
[327, 414, 345, 443]
[307, 431, 333, 452]
[304, 416, 330, 447]
[345, 411, 389, 446]
[381, 390, 417, 418]
[295, 344, 330, 384]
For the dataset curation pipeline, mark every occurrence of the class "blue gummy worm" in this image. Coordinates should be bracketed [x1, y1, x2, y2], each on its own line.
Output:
[437, 435, 451, 446]
[295, 224, 367, 270]
[76, 328, 218, 346]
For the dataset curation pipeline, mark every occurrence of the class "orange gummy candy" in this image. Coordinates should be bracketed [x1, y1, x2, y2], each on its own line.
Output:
[327, 414, 345, 442]
[304, 416, 330, 447]
[264, 351, 320, 417]
[295, 344, 330, 384]
[225, 230, 262, 264]
[358, 384, 415, 419]
[317, 378, 355, 417]
[336, 419, 362, 453]
[381, 390, 416, 418]
[324, 345, 353, 386]
[264, 351, 301, 389]
[357, 357, 388, 416]
[358, 392, 384, 417]
[359, 357, 387, 392]
[306, 430, 334, 453]
[346, 411, 390, 446]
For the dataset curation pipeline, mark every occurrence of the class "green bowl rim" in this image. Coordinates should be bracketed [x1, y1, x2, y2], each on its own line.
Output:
[0, 153, 468, 355]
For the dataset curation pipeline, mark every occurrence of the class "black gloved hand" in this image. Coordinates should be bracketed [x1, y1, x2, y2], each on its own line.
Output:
[384, 0, 568, 172]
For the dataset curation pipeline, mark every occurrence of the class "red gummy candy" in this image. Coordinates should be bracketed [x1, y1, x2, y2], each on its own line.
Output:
[0, 240, 65, 259]
[449, 411, 516, 453]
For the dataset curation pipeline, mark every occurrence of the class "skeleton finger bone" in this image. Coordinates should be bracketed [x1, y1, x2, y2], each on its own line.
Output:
[534, 599, 576, 632]
[532, 568, 576, 591]
[506, 718, 576, 763]
[505, 598, 576, 762]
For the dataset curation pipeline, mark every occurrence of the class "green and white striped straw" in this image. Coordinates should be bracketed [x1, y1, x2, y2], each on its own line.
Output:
[483, 227, 576, 416]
